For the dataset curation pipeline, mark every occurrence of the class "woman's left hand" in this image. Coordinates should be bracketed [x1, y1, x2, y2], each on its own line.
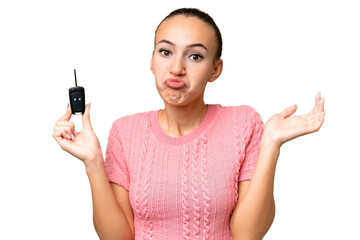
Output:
[262, 92, 326, 148]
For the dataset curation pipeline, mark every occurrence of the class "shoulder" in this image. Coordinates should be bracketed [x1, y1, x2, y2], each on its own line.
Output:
[107, 110, 156, 144]
[111, 109, 155, 130]
[218, 104, 263, 124]
[222, 105, 264, 144]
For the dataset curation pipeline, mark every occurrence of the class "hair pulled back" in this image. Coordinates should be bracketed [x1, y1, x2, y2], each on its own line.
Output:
[155, 8, 223, 60]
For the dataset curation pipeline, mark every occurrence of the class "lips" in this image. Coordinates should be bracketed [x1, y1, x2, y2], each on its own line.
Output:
[164, 79, 186, 89]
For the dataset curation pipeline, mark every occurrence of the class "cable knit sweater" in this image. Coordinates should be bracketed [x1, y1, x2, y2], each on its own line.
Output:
[105, 104, 263, 240]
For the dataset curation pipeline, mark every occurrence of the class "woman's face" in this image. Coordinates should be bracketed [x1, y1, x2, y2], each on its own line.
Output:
[151, 15, 223, 107]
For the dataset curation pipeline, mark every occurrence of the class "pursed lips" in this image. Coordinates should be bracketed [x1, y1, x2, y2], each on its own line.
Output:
[164, 78, 187, 89]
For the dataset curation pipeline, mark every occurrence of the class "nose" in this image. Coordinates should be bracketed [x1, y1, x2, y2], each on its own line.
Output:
[169, 55, 186, 76]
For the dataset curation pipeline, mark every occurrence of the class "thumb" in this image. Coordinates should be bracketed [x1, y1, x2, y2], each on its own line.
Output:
[82, 103, 93, 129]
[280, 104, 297, 118]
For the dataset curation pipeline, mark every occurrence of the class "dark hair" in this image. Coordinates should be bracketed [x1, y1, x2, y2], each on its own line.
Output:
[155, 8, 223, 60]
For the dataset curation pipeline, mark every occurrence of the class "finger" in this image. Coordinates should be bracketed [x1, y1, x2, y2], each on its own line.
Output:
[309, 92, 322, 115]
[55, 121, 75, 128]
[54, 121, 76, 136]
[58, 104, 73, 122]
[53, 131, 64, 145]
[52, 130, 73, 151]
[82, 103, 92, 130]
[53, 128, 71, 141]
[315, 96, 325, 113]
[320, 97, 325, 112]
[280, 104, 298, 118]
[53, 122, 74, 135]
[53, 127, 73, 140]
[52, 128, 63, 139]
[315, 92, 321, 108]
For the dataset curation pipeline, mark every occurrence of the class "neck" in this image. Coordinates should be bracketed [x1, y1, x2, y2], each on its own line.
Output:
[159, 100, 208, 137]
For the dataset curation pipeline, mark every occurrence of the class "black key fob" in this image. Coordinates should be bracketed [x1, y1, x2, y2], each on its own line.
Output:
[69, 69, 85, 115]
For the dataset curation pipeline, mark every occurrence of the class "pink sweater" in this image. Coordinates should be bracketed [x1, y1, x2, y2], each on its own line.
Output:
[105, 104, 263, 240]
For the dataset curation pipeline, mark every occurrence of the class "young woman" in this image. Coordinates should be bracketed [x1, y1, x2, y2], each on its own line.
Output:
[53, 8, 325, 240]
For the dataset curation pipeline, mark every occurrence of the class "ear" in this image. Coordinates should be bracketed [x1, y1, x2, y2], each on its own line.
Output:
[150, 51, 155, 74]
[208, 59, 223, 82]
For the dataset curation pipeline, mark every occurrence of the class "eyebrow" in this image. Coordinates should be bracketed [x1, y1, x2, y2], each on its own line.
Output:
[157, 39, 208, 51]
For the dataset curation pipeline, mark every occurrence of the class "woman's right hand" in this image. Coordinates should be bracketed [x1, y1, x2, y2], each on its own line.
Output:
[53, 103, 103, 167]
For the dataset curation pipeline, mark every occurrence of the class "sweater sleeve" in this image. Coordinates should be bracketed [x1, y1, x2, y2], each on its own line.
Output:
[104, 119, 130, 191]
[238, 107, 264, 182]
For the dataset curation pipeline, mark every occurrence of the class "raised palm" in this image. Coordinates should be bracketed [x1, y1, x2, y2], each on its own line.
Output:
[263, 92, 325, 147]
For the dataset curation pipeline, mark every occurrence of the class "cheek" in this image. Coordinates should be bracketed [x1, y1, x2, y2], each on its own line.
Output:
[153, 60, 168, 90]
[188, 63, 213, 83]
[153, 57, 169, 77]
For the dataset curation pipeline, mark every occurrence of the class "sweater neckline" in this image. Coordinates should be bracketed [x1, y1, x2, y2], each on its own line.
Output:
[149, 104, 219, 145]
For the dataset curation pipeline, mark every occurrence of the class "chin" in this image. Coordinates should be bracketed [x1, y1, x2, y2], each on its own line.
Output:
[162, 97, 188, 107]
[159, 91, 187, 105]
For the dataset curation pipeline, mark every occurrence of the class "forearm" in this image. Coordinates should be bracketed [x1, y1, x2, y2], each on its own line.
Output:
[86, 157, 133, 240]
[230, 93, 325, 239]
[230, 137, 280, 240]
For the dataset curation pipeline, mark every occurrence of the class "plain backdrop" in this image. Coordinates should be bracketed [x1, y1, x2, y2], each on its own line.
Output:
[1, 0, 359, 239]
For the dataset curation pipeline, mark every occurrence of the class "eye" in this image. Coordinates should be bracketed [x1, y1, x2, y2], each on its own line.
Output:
[159, 49, 172, 57]
[189, 54, 203, 62]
